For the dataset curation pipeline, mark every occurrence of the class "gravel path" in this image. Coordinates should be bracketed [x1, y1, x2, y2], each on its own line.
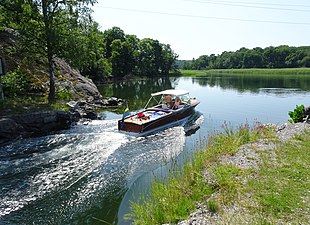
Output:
[176, 122, 310, 225]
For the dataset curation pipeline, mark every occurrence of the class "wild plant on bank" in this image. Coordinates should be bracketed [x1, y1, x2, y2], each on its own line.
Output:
[128, 123, 268, 225]
[288, 104, 305, 123]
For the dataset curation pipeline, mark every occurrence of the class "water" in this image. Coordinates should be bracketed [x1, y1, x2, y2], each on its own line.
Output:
[1, 75, 310, 224]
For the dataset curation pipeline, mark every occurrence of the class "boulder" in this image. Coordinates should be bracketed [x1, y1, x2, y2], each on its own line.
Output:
[65, 97, 124, 120]
[304, 106, 310, 123]
[107, 97, 118, 106]
[0, 110, 79, 146]
[304, 106, 310, 116]
[0, 118, 21, 139]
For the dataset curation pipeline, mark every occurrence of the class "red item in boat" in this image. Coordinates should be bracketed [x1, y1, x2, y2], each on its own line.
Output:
[137, 113, 145, 118]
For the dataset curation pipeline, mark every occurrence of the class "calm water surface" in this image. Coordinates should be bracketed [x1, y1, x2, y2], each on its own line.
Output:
[1, 75, 310, 224]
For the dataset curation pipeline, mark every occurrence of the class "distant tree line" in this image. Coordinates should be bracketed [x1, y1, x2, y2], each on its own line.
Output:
[0, 0, 178, 102]
[179, 46, 310, 70]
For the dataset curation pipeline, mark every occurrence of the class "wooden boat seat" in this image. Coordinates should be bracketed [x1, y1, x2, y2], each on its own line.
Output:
[125, 110, 172, 125]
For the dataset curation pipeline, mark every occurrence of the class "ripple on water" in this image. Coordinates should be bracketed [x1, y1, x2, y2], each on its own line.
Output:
[0, 120, 128, 217]
[0, 119, 188, 224]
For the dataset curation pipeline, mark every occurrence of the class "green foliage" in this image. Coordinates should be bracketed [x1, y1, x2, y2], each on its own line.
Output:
[179, 68, 310, 76]
[288, 104, 305, 123]
[249, 132, 310, 222]
[128, 124, 268, 224]
[50, 102, 70, 111]
[129, 123, 310, 225]
[0, 0, 98, 103]
[128, 160, 213, 224]
[2, 68, 31, 96]
[103, 27, 178, 77]
[55, 88, 73, 101]
[206, 199, 219, 213]
[301, 56, 310, 67]
[1, 0, 178, 91]
[181, 45, 310, 70]
[212, 164, 241, 198]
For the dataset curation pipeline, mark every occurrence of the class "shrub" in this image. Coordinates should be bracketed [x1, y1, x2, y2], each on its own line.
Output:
[2, 67, 31, 96]
[56, 87, 73, 101]
[288, 105, 305, 123]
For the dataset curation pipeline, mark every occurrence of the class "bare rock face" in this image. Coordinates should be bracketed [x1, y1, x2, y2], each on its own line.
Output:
[54, 58, 103, 101]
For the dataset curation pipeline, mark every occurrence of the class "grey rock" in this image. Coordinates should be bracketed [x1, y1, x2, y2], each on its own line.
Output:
[304, 106, 310, 116]
[0, 110, 78, 146]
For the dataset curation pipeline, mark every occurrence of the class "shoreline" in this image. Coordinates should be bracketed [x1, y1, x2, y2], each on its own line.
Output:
[177, 122, 310, 225]
[178, 68, 310, 76]
[129, 122, 310, 224]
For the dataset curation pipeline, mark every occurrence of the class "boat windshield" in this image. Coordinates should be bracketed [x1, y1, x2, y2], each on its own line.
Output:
[144, 93, 191, 109]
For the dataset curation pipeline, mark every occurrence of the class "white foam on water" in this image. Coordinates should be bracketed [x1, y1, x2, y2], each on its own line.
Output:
[0, 119, 194, 223]
[0, 120, 128, 217]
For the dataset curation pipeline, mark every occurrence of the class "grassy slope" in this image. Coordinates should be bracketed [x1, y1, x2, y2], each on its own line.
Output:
[128, 124, 310, 224]
[179, 68, 310, 77]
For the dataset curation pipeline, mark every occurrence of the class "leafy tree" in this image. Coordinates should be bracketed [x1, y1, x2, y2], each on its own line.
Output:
[41, 0, 97, 103]
[161, 44, 178, 74]
[243, 51, 263, 68]
[62, 21, 113, 81]
[285, 50, 304, 68]
[183, 59, 195, 70]
[208, 54, 217, 69]
[229, 52, 243, 68]
[103, 26, 126, 58]
[195, 55, 209, 70]
[274, 45, 292, 68]
[110, 39, 129, 77]
[301, 56, 310, 67]
[0, 0, 97, 103]
[124, 34, 139, 75]
[181, 45, 309, 70]
[136, 38, 156, 76]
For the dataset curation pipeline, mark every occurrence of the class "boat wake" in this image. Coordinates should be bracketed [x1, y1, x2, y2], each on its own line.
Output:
[0, 120, 128, 218]
[0, 117, 195, 224]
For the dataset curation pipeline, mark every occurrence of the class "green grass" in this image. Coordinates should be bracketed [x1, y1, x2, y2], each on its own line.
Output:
[180, 68, 310, 77]
[248, 130, 310, 222]
[128, 125, 310, 224]
[127, 124, 273, 224]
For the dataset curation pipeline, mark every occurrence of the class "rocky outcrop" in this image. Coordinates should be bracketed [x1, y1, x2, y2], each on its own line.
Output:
[0, 97, 124, 146]
[0, 110, 79, 146]
[54, 58, 103, 101]
[305, 106, 310, 116]
[66, 97, 123, 120]
[304, 106, 310, 122]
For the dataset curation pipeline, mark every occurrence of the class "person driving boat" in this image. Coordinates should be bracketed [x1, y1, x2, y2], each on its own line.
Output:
[165, 95, 174, 109]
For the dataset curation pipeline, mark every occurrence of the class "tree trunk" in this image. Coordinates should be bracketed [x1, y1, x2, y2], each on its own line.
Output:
[47, 52, 56, 103]
[42, 0, 56, 103]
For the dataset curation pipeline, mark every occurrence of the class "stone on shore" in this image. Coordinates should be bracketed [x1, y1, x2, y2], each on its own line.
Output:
[0, 110, 79, 146]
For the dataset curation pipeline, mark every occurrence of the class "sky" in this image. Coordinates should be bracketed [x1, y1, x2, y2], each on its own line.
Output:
[91, 0, 310, 60]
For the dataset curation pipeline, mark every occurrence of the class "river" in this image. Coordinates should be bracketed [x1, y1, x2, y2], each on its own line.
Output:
[1, 74, 310, 224]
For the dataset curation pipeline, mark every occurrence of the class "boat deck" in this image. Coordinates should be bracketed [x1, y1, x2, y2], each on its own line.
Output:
[118, 90, 200, 135]
[124, 110, 172, 125]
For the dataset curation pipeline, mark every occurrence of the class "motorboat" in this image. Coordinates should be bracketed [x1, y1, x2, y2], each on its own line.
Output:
[118, 89, 200, 136]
